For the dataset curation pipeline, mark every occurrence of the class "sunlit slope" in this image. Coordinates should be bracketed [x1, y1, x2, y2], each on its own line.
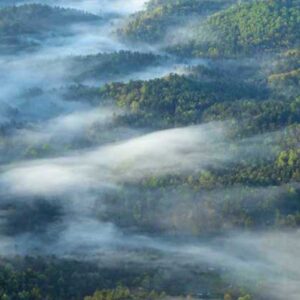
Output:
[169, 0, 300, 57]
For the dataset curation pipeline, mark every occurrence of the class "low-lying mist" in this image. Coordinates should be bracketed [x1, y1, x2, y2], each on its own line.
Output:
[0, 1, 298, 299]
[1, 122, 285, 197]
[0, 218, 299, 300]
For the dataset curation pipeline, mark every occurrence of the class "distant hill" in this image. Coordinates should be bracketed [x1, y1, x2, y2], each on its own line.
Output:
[0, 0, 28, 7]
[0, 4, 100, 53]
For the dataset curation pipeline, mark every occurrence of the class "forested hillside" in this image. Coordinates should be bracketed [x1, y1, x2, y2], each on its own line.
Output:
[64, 51, 164, 83]
[120, 0, 300, 57]
[169, 0, 300, 57]
[0, 0, 299, 300]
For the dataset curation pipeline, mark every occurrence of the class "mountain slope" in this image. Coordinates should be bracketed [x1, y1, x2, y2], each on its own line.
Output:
[119, 0, 235, 43]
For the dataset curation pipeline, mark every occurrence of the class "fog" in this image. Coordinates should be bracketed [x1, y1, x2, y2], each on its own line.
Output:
[1, 122, 286, 197]
[1, 219, 299, 299]
[0, 1, 298, 299]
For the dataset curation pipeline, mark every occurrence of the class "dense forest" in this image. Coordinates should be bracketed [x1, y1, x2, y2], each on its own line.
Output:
[0, 0, 299, 299]
[166, 0, 299, 57]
